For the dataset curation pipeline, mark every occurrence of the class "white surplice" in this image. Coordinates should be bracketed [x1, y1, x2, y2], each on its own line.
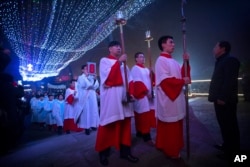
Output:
[75, 74, 99, 128]
[155, 56, 186, 122]
[99, 57, 134, 126]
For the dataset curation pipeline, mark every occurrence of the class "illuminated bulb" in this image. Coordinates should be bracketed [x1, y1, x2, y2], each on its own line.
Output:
[27, 64, 33, 71]
[116, 11, 124, 20]
[0, 0, 155, 81]
[145, 30, 151, 38]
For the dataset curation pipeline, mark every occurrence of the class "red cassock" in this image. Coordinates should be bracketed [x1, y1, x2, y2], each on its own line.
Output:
[63, 87, 83, 132]
[132, 64, 156, 134]
[155, 52, 191, 158]
[95, 55, 133, 152]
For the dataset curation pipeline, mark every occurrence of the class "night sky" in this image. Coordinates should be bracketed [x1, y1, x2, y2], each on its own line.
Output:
[69, 0, 250, 79]
[1, 0, 250, 81]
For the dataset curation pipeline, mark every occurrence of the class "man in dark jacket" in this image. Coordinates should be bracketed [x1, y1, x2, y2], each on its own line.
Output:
[208, 41, 240, 158]
[0, 46, 23, 155]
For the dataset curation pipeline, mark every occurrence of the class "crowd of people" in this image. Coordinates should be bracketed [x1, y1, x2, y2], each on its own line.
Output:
[95, 38, 190, 165]
[28, 91, 81, 135]
[1, 37, 241, 166]
[28, 72, 100, 136]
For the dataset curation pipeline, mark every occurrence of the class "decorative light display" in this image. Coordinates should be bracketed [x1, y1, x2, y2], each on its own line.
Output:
[27, 63, 33, 71]
[0, 0, 154, 81]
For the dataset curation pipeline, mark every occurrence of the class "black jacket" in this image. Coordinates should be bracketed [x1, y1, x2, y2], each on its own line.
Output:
[208, 54, 240, 103]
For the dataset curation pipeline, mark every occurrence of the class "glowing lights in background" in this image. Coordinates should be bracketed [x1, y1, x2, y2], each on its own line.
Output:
[0, 0, 154, 81]
[27, 64, 33, 72]
[189, 78, 243, 97]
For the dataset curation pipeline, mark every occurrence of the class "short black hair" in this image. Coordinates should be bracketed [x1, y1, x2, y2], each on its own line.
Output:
[81, 64, 87, 70]
[108, 41, 121, 48]
[48, 93, 54, 97]
[39, 94, 44, 98]
[158, 35, 173, 51]
[134, 52, 144, 59]
[70, 79, 77, 83]
[218, 41, 231, 55]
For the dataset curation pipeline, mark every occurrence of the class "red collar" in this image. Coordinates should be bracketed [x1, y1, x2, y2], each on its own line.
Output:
[69, 86, 75, 90]
[136, 63, 145, 68]
[107, 55, 118, 60]
[160, 52, 172, 58]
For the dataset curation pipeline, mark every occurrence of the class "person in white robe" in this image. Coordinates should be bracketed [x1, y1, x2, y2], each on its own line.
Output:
[131, 52, 156, 145]
[52, 94, 65, 135]
[36, 94, 46, 128]
[95, 41, 138, 166]
[30, 94, 40, 125]
[64, 79, 83, 134]
[75, 65, 99, 135]
[44, 94, 56, 131]
[155, 35, 191, 159]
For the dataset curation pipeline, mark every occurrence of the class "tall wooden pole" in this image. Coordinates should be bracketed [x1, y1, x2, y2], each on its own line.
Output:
[145, 30, 154, 98]
[181, 0, 190, 160]
[115, 11, 130, 102]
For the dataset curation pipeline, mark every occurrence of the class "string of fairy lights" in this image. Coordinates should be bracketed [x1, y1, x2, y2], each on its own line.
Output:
[0, 0, 154, 81]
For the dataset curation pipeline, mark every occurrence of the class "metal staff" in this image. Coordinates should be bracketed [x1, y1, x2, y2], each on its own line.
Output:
[181, 0, 190, 159]
[145, 30, 154, 98]
[115, 11, 130, 103]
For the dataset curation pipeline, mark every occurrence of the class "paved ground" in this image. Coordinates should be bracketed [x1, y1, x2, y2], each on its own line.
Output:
[0, 97, 249, 167]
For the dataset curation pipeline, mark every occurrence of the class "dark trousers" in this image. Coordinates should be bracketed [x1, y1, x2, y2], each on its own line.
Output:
[214, 102, 240, 153]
